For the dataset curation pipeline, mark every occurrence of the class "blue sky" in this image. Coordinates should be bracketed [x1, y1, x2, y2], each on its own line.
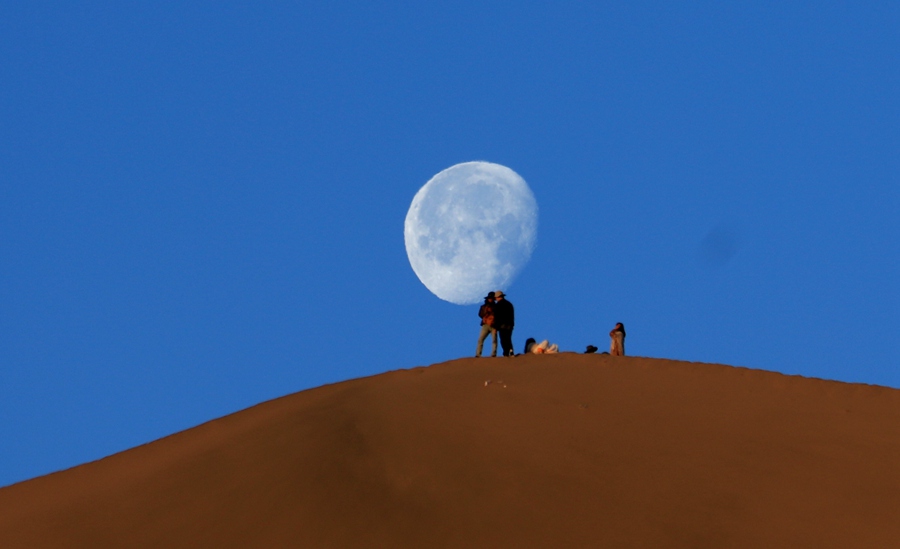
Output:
[1, 1, 897, 486]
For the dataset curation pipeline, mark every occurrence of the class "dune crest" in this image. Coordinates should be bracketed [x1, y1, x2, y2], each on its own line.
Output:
[2, 354, 899, 548]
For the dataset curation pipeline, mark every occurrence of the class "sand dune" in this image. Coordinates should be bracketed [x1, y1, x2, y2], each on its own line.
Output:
[1, 354, 899, 548]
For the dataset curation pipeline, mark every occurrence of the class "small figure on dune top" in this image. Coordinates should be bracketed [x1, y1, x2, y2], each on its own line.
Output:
[475, 292, 497, 357]
[493, 291, 515, 357]
[524, 338, 559, 354]
[609, 322, 626, 356]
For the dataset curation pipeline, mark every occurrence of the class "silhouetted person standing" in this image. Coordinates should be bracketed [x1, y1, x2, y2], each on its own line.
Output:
[493, 291, 515, 357]
[610, 322, 626, 356]
[475, 292, 497, 357]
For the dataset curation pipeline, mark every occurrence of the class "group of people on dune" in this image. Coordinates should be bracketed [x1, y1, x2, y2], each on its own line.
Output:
[475, 291, 516, 357]
[475, 291, 626, 358]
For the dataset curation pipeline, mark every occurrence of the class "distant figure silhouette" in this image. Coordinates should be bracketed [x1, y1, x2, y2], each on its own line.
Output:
[609, 323, 626, 356]
[475, 292, 497, 357]
[493, 291, 515, 357]
[524, 338, 559, 354]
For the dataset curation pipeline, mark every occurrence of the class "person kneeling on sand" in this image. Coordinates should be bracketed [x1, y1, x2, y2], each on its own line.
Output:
[524, 338, 559, 354]
[609, 322, 626, 356]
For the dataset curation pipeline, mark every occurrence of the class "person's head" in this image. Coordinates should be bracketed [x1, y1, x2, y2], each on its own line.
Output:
[524, 338, 536, 353]
[485, 291, 496, 302]
[494, 290, 506, 300]
[615, 322, 623, 329]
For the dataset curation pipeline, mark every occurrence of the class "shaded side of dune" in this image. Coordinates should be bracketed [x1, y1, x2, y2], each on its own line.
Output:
[1, 354, 899, 548]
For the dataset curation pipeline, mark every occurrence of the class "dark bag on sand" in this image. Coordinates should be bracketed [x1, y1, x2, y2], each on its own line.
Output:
[478, 303, 495, 327]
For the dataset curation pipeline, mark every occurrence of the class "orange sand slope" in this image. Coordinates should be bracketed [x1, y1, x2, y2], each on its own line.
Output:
[2, 354, 899, 548]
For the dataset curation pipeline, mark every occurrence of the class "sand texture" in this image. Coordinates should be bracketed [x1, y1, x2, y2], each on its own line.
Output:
[1, 354, 899, 548]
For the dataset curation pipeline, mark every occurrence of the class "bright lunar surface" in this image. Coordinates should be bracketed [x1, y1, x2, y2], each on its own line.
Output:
[404, 161, 538, 305]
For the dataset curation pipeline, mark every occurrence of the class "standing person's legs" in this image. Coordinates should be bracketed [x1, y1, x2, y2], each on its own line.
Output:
[489, 327, 497, 357]
[499, 328, 514, 356]
[476, 324, 493, 357]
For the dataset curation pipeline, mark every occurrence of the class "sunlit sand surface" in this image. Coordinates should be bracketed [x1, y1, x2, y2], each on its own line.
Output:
[2, 354, 898, 548]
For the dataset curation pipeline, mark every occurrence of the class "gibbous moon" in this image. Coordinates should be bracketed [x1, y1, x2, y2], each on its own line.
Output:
[404, 161, 538, 305]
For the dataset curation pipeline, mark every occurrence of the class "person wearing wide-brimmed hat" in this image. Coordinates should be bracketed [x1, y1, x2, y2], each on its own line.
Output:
[475, 292, 498, 357]
[493, 290, 516, 357]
